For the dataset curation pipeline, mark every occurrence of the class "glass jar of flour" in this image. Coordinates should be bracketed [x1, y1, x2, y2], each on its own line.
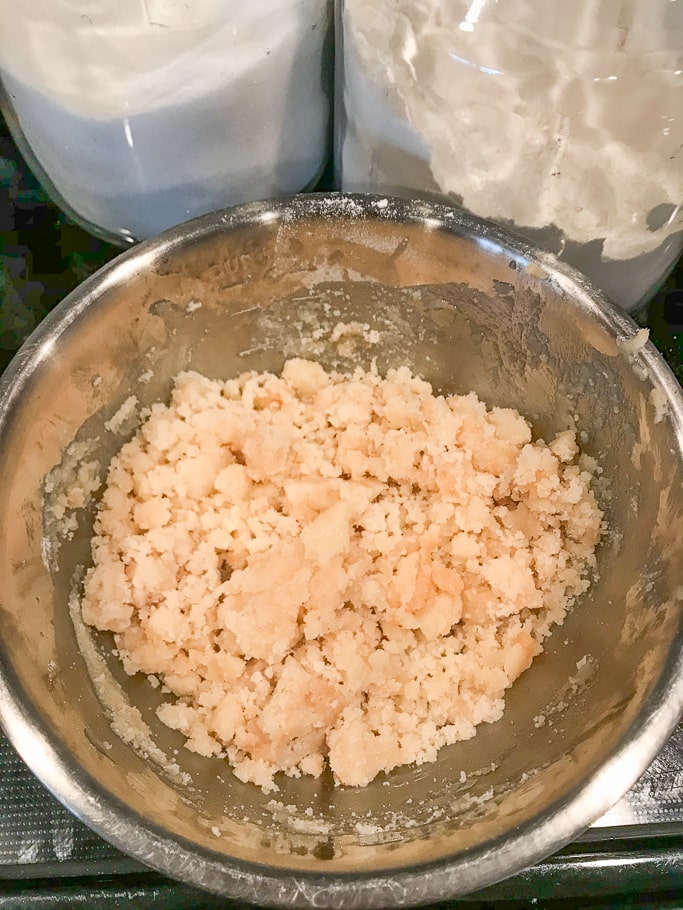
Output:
[336, 0, 682, 312]
[0, 1, 332, 244]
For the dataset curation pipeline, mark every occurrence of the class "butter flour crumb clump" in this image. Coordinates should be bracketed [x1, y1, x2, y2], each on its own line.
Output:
[81, 359, 603, 791]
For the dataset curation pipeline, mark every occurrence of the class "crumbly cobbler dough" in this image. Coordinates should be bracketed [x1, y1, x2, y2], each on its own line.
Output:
[82, 360, 603, 790]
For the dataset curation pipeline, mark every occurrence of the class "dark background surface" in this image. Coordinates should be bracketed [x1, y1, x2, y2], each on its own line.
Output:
[1, 111, 682, 909]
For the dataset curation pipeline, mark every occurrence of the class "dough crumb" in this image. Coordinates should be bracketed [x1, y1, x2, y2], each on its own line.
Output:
[649, 387, 668, 424]
[82, 360, 603, 789]
[617, 327, 649, 358]
[105, 395, 139, 434]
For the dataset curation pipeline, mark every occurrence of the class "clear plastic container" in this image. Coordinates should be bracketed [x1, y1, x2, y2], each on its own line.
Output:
[336, 0, 683, 311]
[0, 1, 333, 245]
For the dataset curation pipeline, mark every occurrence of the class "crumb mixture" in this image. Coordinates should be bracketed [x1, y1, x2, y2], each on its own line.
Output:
[82, 359, 603, 790]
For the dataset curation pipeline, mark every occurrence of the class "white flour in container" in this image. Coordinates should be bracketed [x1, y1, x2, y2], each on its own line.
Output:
[0, 0, 331, 240]
[339, 0, 683, 310]
[80, 360, 603, 791]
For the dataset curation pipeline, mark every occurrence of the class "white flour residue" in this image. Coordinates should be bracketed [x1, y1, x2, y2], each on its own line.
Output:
[17, 839, 41, 864]
[330, 320, 382, 356]
[51, 816, 74, 861]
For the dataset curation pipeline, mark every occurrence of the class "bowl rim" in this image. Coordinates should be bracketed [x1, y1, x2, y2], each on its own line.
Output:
[0, 192, 682, 908]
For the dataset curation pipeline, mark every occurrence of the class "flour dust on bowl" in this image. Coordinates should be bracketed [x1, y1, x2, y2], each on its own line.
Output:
[0, 194, 681, 908]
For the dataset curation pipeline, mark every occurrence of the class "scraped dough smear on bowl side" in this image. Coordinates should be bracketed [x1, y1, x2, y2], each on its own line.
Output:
[81, 357, 603, 792]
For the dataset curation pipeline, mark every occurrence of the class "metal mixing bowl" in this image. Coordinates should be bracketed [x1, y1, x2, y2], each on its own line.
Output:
[0, 194, 681, 907]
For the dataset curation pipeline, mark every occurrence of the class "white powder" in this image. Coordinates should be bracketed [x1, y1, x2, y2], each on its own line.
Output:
[340, 0, 683, 309]
[0, 0, 331, 240]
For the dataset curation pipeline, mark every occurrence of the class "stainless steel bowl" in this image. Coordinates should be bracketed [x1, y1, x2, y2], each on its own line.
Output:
[0, 194, 681, 907]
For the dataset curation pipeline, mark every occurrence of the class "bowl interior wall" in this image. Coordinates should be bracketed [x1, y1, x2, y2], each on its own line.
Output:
[0, 209, 681, 874]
